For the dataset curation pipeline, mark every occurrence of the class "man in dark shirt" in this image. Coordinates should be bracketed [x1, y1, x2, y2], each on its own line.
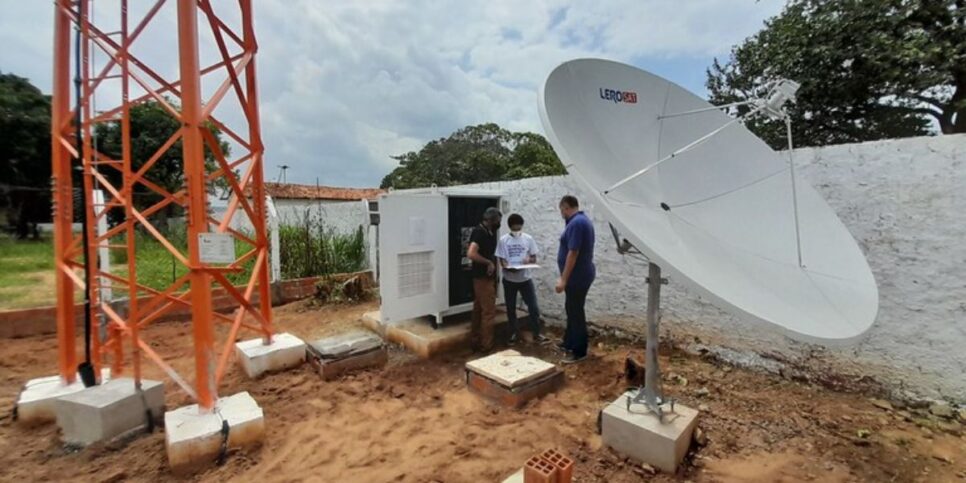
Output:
[467, 207, 502, 352]
[555, 195, 595, 364]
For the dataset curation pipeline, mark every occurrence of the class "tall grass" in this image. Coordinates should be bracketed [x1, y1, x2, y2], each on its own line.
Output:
[110, 223, 255, 291]
[278, 210, 366, 280]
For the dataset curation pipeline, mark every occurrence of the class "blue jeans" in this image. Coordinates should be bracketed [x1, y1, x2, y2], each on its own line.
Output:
[502, 279, 541, 337]
[563, 285, 590, 357]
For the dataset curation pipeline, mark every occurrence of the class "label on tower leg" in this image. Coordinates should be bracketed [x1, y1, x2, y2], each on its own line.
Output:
[199, 233, 236, 264]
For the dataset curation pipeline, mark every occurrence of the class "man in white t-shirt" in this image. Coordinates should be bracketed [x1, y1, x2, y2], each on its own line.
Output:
[496, 213, 546, 345]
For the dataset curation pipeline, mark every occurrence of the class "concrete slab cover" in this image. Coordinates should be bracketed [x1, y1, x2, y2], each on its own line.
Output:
[465, 350, 557, 388]
[311, 346, 388, 380]
[309, 331, 382, 359]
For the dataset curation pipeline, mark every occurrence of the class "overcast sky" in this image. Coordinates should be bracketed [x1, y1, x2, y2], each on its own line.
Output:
[1, 1, 783, 188]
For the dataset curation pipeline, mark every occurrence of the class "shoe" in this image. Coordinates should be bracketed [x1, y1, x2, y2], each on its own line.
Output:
[535, 334, 551, 345]
[508, 333, 518, 346]
[561, 353, 587, 365]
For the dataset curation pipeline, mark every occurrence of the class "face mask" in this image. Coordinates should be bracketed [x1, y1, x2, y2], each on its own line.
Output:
[510, 230, 522, 237]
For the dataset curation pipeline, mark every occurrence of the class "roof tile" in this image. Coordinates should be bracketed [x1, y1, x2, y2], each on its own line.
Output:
[255, 182, 384, 201]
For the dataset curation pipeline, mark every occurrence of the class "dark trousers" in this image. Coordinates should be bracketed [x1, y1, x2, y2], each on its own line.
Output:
[471, 277, 497, 351]
[563, 285, 590, 357]
[502, 279, 541, 337]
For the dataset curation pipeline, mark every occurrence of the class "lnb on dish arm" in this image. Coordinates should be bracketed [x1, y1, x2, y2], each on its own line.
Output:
[756, 79, 801, 121]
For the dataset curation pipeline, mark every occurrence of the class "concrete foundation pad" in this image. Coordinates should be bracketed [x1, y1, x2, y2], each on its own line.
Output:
[16, 369, 111, 424]
[601, 391, 699, 473]
[363, 309, 513, 358]
[361, 311, 386, 336]
[466, 365, 564, 408]
[307, 331, 388, 380]
[55, 377, 164, 446]
[165, 391, 265, 473]
[235, 332, 306, 378]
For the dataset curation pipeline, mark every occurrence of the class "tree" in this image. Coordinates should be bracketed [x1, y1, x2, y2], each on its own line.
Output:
[707, 0, 965, 149]
[94, 99, 231, 227]
[380, 123, 564, 189]
[0, 73, 52, 239]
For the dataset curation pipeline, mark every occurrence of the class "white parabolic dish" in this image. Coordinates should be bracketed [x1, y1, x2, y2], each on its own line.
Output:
[538, 59, 879, 344]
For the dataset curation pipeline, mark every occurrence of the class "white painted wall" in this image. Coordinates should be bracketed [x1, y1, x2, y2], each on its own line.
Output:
[323, 134, 966, 402]
[230, 198, 369, 236]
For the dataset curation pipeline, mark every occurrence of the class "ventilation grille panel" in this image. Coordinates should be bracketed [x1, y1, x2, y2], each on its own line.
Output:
[398, 251, 433, 298]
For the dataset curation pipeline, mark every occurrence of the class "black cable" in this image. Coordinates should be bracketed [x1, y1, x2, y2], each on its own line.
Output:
[217, 419, 230, 465]
[138, 390, 155, 433]
[74, 7, 95, 387]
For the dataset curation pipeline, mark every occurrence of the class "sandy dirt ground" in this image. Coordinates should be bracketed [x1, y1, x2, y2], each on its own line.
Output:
[0, 299, 964, 482]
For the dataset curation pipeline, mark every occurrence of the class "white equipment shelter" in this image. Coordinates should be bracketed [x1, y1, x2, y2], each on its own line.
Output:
[376, 187, 507, 328]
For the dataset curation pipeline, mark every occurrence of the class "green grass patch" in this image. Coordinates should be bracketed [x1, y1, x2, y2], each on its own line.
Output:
[0, 235, 60, 309]
[0, 215, 366, 309]
[110, 227, 256, 293]
[0, 235, 54, 273]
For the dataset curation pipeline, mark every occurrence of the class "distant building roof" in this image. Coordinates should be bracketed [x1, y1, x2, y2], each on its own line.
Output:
[259, 182, 384, 201]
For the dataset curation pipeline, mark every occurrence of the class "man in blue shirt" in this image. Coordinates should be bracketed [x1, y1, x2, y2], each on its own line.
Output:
[555, 195, 595, 364]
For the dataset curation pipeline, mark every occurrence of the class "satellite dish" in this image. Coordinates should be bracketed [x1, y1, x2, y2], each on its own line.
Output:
[538, 59, 878, 345]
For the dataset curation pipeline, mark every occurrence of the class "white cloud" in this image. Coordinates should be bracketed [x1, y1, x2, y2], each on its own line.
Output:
[0, 0, 783, 187]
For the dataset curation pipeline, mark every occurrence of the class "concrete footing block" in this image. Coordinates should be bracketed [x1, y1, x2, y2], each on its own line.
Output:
[164, 391, 265, 473]
[600, 390, 699, 473]
[15, 369, 111, 424]
[234, 332, 306, 378]
[54, 377, 164, 446]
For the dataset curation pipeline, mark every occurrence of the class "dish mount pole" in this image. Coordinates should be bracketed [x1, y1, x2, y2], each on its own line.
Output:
[608, 224, 674, 421]
[627, 262, 674, 421]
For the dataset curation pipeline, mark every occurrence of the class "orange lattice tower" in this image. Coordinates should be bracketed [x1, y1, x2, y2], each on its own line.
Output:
[50, 0, 272, 411]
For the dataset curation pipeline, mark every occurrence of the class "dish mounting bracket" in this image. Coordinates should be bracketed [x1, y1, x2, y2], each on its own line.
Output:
[610, 223, 674, 422]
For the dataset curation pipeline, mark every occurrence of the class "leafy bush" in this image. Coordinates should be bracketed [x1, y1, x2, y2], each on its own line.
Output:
[277, 210, 366, 280]
[314, 272, 375, 305]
